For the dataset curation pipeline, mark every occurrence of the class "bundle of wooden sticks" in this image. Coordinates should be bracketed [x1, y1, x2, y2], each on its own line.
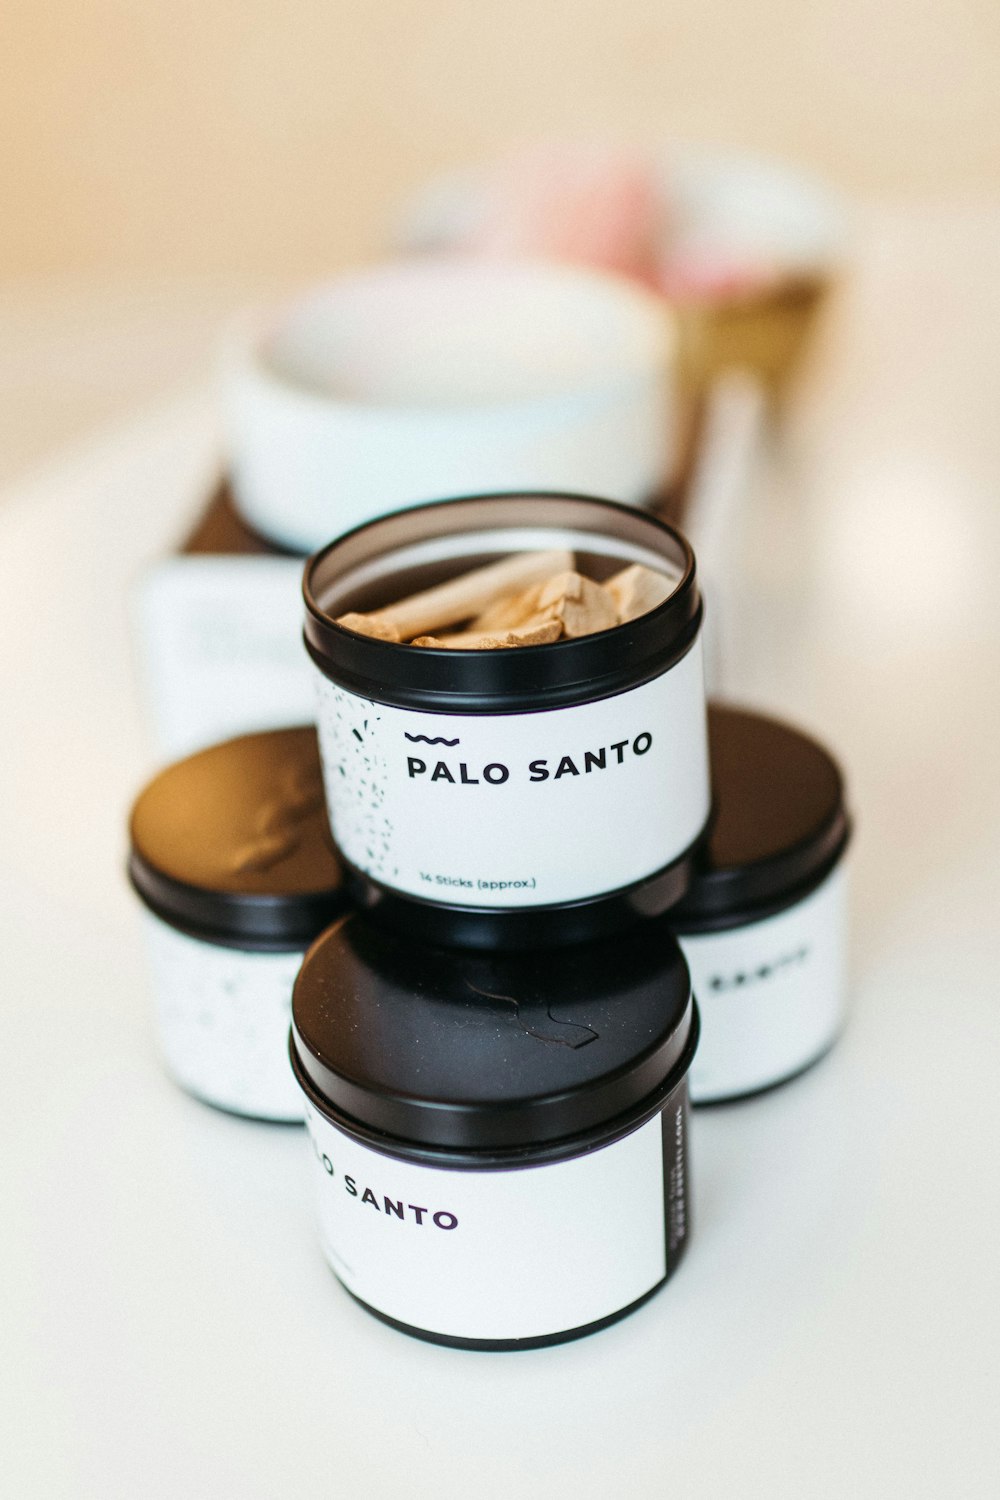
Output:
[337, 550, 678, 649]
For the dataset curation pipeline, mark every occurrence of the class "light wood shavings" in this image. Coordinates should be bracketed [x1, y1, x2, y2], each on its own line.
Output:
[604, 563, 678, 623]
[413, 621, 562, 650]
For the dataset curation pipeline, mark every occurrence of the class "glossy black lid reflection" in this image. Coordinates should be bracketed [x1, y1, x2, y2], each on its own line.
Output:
[292, 912, 693, 1150]
[671, 703, 849, 925]
[128, 727, 344, 948]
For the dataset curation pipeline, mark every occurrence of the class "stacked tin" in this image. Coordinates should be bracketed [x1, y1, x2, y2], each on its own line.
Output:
[127, 490, 851, 1350]
[292, 493, 707, 1346]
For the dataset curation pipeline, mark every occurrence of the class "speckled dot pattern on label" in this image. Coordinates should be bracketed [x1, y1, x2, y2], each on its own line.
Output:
[312, 637, 710, 908]
[141, 913, 305, 1121]
[313, 680, 397, 883]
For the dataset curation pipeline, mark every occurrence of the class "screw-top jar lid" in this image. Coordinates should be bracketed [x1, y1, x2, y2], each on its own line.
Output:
[303, 493, 701, 713]
[670, 703, 850, 930]
[128, 727, 344, 950]
[291, 912, 695, 1157]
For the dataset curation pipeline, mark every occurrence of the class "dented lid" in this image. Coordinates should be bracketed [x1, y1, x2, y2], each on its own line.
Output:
[291, 911, 695, 1155]
[128, 727, 344, 949]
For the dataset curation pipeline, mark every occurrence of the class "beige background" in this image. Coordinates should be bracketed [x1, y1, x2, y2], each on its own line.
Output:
[1, 0, 998, 277]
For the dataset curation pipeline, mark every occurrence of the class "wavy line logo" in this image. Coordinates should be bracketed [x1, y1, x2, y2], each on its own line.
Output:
[404, 733, 461, 747]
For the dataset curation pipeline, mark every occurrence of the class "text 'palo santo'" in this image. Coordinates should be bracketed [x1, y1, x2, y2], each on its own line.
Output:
[406, 732, 653, 785]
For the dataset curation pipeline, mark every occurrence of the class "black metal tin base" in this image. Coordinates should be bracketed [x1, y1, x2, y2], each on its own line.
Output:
[338, 1267, 676, 1351]
[340, 831, 706, 951]
[691, 1032, 840, 1108]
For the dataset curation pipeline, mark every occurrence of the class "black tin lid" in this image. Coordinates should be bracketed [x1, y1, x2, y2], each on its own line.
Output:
[128, 727, 344, 950]
[670, 703, 850, 931]
[291, 912, 694, 1154]
[303, 493, 701, 714]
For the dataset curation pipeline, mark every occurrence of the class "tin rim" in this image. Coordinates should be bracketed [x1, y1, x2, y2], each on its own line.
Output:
[669, 704, 851, 929]
[128, 852, 341, 952]
[302, 492, 701, 714]
[291, 1001, 698, 1169]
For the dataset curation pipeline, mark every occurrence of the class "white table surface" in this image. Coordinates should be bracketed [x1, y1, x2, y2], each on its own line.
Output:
[3, 204, 1000, 1498]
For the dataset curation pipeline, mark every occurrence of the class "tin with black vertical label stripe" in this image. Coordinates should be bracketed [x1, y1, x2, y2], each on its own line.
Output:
[290, 912, 698, 1349]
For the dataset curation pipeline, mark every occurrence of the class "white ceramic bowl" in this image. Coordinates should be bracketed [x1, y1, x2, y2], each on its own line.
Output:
[223, 260, 676, 554]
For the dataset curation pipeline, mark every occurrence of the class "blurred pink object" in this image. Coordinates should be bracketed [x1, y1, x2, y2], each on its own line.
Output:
[467, 142, 662, 288]
[462, 141, 783, 306]
[657, 252, 780, 305]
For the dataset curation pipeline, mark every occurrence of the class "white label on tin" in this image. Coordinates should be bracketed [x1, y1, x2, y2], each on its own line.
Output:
[304, 1106, 675, 1342]
[142, 913, 304, 1121]
[313, 637, 709, 907]
[680, 862, 848, 1103]
[134, 557, 314, 759]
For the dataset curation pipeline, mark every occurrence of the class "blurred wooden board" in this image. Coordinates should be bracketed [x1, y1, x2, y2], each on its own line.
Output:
[181, 481, 296, 556]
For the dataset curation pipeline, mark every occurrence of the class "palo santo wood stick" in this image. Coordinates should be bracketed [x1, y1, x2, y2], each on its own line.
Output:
[336, 548, 573, 642]
[604, 563, 677, 624]
[471, 569, 618, 638]
[469, 582, 544, 633]
[413, 621, 562, 650]
[534, 570, 618, 638]
[334, 612, 402, 643]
